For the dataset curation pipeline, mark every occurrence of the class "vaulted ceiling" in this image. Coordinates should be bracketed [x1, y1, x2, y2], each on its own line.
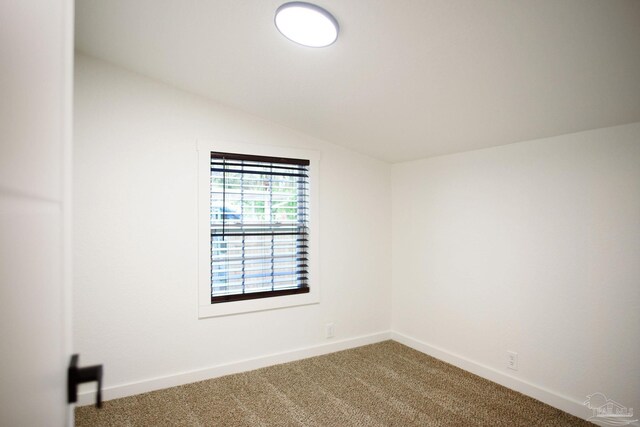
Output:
[75, 0, 640, 162]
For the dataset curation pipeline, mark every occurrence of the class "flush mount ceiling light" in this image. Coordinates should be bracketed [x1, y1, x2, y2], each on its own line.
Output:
[275, 2, 339, 48]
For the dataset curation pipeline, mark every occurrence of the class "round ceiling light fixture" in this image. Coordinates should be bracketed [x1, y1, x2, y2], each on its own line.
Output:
[275, 2, 339, 48]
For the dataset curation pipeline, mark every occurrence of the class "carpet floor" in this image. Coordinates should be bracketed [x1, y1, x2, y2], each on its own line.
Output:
[75, 340, 592, 426]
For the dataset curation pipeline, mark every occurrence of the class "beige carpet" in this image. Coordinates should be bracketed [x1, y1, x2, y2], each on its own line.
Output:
[76, 340, 592, 426]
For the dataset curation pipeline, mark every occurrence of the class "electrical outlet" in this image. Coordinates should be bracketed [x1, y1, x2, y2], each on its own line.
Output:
[325, 323, 335, 339]
[507, 351, 518, 370]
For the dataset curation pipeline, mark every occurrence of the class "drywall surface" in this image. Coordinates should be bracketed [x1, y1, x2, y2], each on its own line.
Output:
[392, 123, 640, 417]
[73, 55, 391, 393]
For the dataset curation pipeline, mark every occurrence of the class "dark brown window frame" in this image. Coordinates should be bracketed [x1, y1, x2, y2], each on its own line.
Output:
[210, 151, 310, 304]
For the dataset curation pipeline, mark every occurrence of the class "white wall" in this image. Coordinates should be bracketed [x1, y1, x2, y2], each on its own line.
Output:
[392, 123, 640, 417]
[73, 54, 391, 398]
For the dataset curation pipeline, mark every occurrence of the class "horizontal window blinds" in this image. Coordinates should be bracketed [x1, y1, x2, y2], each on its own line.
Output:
[210, 152, 310, 303]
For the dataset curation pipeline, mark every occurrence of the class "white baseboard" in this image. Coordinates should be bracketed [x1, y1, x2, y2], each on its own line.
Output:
[391, 331, 640, 426]
[77, 330, 392, 406]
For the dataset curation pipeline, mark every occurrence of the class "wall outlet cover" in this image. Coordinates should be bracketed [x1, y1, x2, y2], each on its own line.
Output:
[507, 351, 518, 370]
[325, 323, 335, 339]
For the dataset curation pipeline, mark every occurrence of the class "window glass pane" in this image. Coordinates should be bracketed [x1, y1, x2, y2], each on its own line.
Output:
[210, 152, 309, 303]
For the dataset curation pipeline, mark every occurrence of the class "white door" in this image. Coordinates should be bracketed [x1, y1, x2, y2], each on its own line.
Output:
[0, 1, 74, 426]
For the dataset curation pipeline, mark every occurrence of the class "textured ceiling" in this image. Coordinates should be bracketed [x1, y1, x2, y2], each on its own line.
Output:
[75, 0, 640, 163]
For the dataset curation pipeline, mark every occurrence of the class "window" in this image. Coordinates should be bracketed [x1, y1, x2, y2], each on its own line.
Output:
[210, 152, 309, 303]
[198, 141, 319, 318]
